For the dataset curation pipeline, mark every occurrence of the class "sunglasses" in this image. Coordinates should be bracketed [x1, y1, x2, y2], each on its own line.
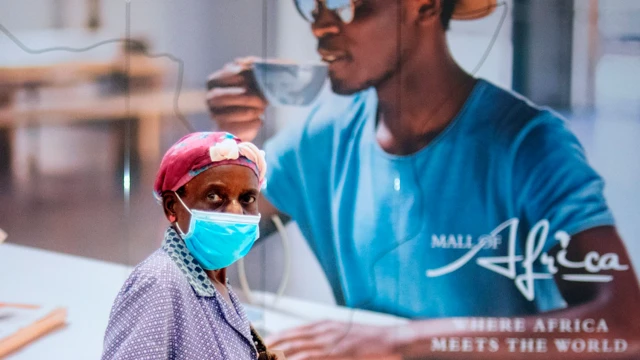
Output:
[294, 0, 362, 24]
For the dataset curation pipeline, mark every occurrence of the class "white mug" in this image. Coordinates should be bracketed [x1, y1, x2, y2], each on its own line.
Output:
[252, 59, 328, 107]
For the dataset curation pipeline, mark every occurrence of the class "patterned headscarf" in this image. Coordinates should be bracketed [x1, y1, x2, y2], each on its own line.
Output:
[153, 132, 267, 203]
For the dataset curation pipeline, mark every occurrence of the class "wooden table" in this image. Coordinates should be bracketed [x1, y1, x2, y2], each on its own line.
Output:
[0, 29, 166, 88]
[0, 29, 171, 178]
[0, 89, 208, 188]
[0, 89, 207, 160]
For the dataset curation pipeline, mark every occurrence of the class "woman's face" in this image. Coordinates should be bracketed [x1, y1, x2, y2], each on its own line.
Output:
[164, 165, 260, 232]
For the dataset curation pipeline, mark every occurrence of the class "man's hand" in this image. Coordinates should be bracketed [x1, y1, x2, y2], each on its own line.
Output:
[206, 56, 267, 141]
[269, 350, 287, 360]
[265, 320, 402, 360]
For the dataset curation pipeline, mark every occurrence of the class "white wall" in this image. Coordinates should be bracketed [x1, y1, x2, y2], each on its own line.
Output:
[0, 0, 55, 31]
[595, 0, 640, 115]
[448, 0, 514, 89]
[0, 0, 270, 87]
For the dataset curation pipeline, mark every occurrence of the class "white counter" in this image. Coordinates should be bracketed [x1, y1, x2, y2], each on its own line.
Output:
[0, 243, 406, 359]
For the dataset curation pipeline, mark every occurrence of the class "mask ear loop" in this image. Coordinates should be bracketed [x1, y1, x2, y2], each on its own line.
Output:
[238, 214, 291, 308]
[173, 192, 193, 236]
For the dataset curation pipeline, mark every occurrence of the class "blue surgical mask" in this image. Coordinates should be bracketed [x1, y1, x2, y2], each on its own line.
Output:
[174, 194, 261, 270]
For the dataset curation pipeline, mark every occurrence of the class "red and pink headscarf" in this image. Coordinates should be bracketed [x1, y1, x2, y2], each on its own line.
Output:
[153, 132, 267, 202]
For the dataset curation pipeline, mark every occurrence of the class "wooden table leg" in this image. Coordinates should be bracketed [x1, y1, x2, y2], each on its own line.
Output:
[137, 112, 162, 162]
[0, 89, 15, 188]
[0, 128, 13, 183]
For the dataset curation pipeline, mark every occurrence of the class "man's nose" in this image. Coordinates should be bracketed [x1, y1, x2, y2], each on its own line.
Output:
[225, 200, 244, 215]
[311, 1, 341, 39]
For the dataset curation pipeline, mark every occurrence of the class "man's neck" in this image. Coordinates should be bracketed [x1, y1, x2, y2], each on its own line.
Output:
[374, 49, 476, 155]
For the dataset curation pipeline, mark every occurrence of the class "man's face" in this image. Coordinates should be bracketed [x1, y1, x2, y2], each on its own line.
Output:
[309, 0, 414, 95]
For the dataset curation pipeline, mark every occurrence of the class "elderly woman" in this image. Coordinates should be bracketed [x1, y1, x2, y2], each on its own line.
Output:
[102, 132, 283, 360]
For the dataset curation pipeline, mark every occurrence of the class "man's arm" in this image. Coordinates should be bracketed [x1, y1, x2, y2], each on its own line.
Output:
[266, 226, 640, 360]
[258, 193, 291, 240]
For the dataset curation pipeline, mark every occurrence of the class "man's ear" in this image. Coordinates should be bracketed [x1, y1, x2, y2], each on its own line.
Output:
[415, 0, 442, 24]
[162, 191, 178, 222]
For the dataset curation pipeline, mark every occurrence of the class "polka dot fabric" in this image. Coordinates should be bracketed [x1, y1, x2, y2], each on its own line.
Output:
[162, 228, 216, 297]
[102, 228, 258, 359]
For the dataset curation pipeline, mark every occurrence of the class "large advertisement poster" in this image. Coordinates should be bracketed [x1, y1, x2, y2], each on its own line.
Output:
[1, 0, 639, 359]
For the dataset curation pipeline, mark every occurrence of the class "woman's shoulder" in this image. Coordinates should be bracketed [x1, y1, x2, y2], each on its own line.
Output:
[118, 249, 191, 299]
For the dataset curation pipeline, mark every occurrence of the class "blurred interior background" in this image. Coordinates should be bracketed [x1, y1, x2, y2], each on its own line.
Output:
[0, 0, 639, 356]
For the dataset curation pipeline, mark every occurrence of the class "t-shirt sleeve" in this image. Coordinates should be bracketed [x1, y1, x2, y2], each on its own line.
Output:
[262, 119, 307, 219]
[511, 111, 615, 244]
[262, 97, 337, 221]
[101, 273, 176, 360]
[262, 91, 370, 237]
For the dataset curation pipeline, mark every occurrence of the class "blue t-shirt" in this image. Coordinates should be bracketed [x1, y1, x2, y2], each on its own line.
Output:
[263, 79, 615, 319]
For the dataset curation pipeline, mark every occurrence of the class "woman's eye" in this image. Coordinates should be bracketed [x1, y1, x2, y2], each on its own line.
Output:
[242, 195, 256, 204]
[207, 193, 222, 202]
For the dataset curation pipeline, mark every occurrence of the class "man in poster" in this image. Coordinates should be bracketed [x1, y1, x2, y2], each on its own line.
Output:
[207, 0, 640, 358]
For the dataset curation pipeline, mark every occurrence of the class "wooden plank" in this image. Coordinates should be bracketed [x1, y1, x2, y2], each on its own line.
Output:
[0, 89, 208, 127]
[0, 56, 168, 87]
